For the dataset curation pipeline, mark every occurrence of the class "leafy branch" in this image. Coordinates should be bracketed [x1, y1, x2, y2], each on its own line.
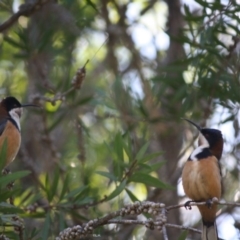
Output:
[56, 198, 240, 240]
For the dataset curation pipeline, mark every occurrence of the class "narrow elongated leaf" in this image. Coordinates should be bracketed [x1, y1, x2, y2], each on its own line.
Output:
[59, 173, 70, 201]
[74, 187, 89, 202]
[58, 212, 66, 231]
[95, 171, 117, 181]
[0, 189, 21, 202]
[48, 168, 59, 202]
[178, 230, 188, 240]
[129, 173, 173, 189]
[48, 112, 66, 132]
[25, 228, 40, 239]
[0, 171, 30, 186]
[45, 173, 51, 201]
[86, 0, 99, 13]
[114, 133, 124, 161]
[136, 142, 149, 162]
[107, 180, 126, 201]
[125, 188, 139, 202]
[4, 36, 25, 49]
[149, 162, 166, 171]
[41, 212, 51, 239]
[138, 163, 152, 172]
[0, 202, 23, 214]
[138, 151, 163, 163]
[1, 214, 20, 225]
[138, 162, 165, 174]
[122, 133, 133, 161]
[64, 186, 88, 200]
[77, 95, 93, 105]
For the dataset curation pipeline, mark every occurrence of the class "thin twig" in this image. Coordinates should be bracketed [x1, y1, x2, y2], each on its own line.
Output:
[161, 208, 168, 240]
[56, 198, 240, 239]
[35, 60, 89, 105]
[165, 223, 201, 234]
[0, 0, 52, 32]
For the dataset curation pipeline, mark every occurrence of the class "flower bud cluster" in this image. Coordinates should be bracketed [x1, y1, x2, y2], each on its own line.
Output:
[56, 201, 166, 239]
[12, 216, 25, 233]
[0, 235, 10, 240]
[25, 203, 38, 213]
[119, 201, 165, 216]
[56, 219, 98, 240]
[153, 213, 167, 231]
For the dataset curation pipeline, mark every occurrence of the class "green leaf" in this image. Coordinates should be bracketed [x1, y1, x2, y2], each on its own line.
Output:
[48, 168, 59, 202]
[41, 212, 51, 239]
[178, 230, 188, 240]
[149, 162, 166, 171]
[4, 36, 25, 49]
[21, 212, 46, 219]
[114, 133, 124, 161]
[74, 197, 93, 205]
[136, 142, 149, 162]
[138, 163, 153, 172]
[58, 212, 66, 231]
[69, 210, 89, 221]
[64, 186, 88, 200]
[0, 188, 19, 202]
[122, 134, 133, 161]
[1, 214, 20, 225]
[18, 188, 42, 206]
[77, 95, 93, 105]
[48, 112, 66, 132]
[129, 173, 173, 189]
[107, 180, 126, 201]
[25, 228, 40, 239]
[73, 187, 89, 202]
[125, 188, 139, 202]
[0, 202, 24, 214]
[112, 133, 125, 179]
[59, 173, 70, 201]
[44, 173, 50, 201]
[138, 151, 163, 163]
[86, 0, 99, 13]
[138, 162, 165, 174]
[0, 171, 30, 186]
[95, 171, 117, 181]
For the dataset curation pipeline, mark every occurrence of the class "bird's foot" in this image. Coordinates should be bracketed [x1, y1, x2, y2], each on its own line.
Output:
[184, 200, 195, 210]
[205, 199, 213, 209]
[2, 168, 10, 175]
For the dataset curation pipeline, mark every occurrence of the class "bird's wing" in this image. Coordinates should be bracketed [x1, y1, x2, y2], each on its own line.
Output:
[0, 119, 8, 135]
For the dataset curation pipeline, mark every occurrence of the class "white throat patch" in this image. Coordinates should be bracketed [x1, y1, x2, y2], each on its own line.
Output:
[190, 133, 209, 161]
[9, 108, 22, 131]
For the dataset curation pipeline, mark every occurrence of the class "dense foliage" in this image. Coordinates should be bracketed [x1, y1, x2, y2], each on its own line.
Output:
[0, 0, 240, 239]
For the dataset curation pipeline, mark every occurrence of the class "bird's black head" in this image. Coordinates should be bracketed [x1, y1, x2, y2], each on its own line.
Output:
[1, 97, 22, 112]
[201, 128, 222, 148]
[1, 96, 39, 111]
[183, 118, 223, 160]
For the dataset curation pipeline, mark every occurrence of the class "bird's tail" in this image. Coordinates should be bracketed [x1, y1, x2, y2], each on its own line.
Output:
[202, 221, 218, 240]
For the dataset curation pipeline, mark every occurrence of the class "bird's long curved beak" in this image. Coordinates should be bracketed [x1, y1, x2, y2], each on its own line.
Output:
[182, 118, 202, 131]
[21, 104, 40, 108]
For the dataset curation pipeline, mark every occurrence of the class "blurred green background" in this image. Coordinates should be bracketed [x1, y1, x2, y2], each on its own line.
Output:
[0, 0, 240, 239]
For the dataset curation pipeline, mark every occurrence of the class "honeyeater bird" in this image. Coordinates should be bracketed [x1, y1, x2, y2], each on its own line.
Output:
[0, 96, 38, 167]
[182, 119, 223, 240]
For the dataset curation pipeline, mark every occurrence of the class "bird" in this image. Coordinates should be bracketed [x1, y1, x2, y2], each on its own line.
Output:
[182, 119, 223, 240]
[0, 96, 38, 168]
